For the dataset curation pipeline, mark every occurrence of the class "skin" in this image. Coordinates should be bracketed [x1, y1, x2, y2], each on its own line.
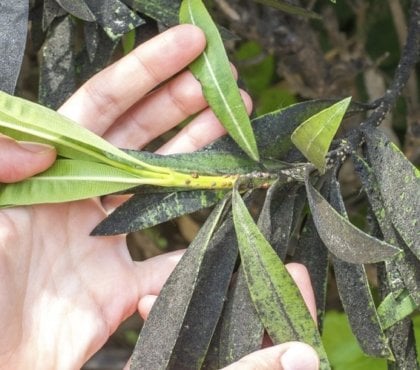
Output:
[0, 25, 318, 370]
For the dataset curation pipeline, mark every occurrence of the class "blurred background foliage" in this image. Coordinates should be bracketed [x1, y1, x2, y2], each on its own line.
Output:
[9, 0, 419, 368]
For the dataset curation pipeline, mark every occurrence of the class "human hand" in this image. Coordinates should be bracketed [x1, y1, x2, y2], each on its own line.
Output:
[0, 24, 239, 370]
[0, 24, 317, 370]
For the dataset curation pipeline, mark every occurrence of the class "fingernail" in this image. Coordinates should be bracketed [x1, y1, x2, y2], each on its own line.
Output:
[17, 141, 55, 154]
[281, 343, 319, 370]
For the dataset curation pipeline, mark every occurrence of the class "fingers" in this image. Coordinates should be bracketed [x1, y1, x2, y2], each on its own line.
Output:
[286, 263, 317, 322]
[138, 295, 157, 321]
[135, 249, 185, 298]
[0, 135, 56, 183]
[59, 24, 206, 135]
[102, 69, 208, 148]
[222, 342, 319, 370]
[156, 90, 253, 154]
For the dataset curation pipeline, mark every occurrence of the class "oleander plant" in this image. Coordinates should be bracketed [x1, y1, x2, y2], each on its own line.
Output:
[0, 1, 419, 369]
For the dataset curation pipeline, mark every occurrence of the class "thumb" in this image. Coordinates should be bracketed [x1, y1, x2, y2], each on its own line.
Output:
[222, 342, 319, 370]
[0, 134, 56, 183]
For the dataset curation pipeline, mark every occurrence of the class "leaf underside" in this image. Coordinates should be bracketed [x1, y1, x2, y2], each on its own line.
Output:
[305, 174, 400, 264]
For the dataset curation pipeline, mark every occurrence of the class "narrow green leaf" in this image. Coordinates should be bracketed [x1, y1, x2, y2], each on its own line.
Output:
[0, 159, 144, 206]
[378, 290, 418, 330]
[252, 0, 321, 19]
[232, 188, 330, 370]
[180, 0, 259, 161]
[0, 91, 159, 173]
[291, 97, 351, 173]
[124, 149, 288, 175]
[130, 197, 239, 369]
[92, 189, 227, 235]
[363, 126, 420, 261]
[305, 174, 400, 263]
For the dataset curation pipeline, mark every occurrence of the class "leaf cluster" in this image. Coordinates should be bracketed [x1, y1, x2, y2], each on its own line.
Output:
[0, 0, 419, 369]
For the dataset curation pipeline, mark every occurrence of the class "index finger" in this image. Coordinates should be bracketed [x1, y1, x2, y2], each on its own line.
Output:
[58, 25, 206, 135]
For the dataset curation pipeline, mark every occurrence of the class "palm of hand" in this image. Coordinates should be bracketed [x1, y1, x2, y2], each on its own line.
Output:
[0, 200, 140, 369]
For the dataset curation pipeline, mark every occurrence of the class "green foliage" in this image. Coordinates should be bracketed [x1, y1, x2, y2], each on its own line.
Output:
[232, 188, 330, 369]
[323, 311, 388, 370]
[0, 1, 419, 369]
[180, 0, 259, 161]
[324, 312, 420, 369]
[291, 97, 351, 173]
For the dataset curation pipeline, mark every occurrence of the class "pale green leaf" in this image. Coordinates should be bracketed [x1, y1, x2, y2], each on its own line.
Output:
[179, 0, 259, 161]
[378, 290, 419, 330]
[0, 91, 158, 173]
[232, 188, 331, 370]
[291, 97, 351, 173]
[0, 159, 145, 206]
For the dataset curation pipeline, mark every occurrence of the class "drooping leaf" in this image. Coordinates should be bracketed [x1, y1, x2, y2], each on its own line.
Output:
[56, 0, 96, 21]
[130, 197, 239, 369]
[328, 176, 392, 358]
[252, 0, 321, 19]
[0, 91, 157, 172]
[215, 266, 263, 368]
[0, 0, 29, 94]
[180, 0, 259, 161]
[232, 188, 330, 370]
[39, 15, 76, 109]
[363, 126, 420, 261]
[92, 189, 227, 235]
[260, 181, 305, 258]
[385, 318, 419, 369]
[84, 0, 144, 40]
[378, 290, 418, 330]
[291, 97, 351, 173]
[354, 155, 420, 305]
[0, 159, 144, 207]
[305, 173, 400, 263]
